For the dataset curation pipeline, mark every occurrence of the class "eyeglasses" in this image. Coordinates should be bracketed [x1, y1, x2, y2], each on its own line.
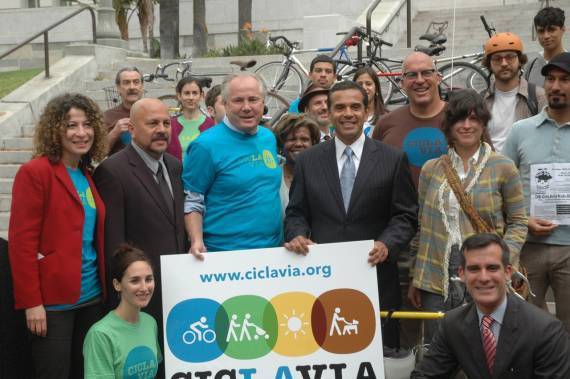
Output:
[490, 53, 518, 64]
[402, 69, 437, 80]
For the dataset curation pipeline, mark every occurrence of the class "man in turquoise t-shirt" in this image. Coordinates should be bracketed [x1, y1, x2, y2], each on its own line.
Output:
[183, 73, 283, 255]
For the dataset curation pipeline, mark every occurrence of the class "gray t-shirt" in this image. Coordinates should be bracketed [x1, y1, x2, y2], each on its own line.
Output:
[524, 52, 546, 88]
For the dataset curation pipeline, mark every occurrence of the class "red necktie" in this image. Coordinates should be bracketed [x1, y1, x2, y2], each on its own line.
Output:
[481, 314, 496, 374]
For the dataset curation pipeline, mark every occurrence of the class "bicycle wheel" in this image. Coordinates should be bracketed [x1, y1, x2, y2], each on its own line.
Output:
[264, 90, 290, 127]
[158, 94, 181, 116]
[203, 329, 216, 343]
[371, 61, 397, 105]
[438, 61, 489, 96]
[255, 62, 305, 103]
[182, 330, 197, 345]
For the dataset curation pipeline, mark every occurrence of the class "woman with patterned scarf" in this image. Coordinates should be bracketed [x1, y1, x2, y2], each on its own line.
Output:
[408, 89, 528, 342]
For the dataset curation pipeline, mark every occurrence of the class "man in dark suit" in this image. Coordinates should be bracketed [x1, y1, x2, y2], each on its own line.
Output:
[284, 81, 418, 348]
[93, 98, 186, 376]
[411, 233, 570, 378]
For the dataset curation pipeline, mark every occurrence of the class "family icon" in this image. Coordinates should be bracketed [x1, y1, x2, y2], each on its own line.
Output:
[226, 313, 270, 342]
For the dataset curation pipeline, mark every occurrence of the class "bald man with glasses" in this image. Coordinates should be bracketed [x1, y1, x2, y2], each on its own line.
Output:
[372, 52, 448, 187]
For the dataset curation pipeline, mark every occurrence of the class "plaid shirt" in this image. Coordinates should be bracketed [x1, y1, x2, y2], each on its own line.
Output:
[412, 145, 528, 296]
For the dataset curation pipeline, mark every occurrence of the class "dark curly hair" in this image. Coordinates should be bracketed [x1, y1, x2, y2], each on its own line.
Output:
[441, 89, 491, 146]
[33, 93, 107, 171]
[273, 113, 321, 154]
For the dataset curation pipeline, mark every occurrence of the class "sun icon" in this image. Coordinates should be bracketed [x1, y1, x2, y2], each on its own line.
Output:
[280, 309, 309, 339]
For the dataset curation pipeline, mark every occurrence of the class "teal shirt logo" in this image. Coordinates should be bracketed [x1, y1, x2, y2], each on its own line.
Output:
[123, 346, 158, 379]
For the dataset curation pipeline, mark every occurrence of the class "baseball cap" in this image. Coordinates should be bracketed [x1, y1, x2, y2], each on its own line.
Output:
[541, 52, 570, 76]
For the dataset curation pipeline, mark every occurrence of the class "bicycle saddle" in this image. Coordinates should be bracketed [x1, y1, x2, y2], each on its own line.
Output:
[414, 44, 446, 57]
[419, 33, 447, 45]
[230, 59, 257, 71]
[197, 77, 213, 88]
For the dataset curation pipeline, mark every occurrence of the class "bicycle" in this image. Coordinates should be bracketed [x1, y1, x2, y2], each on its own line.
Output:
[260, 27, 407, 105]
[182, 318, 217, 345]
[369, 16, 493, 104]
[330, 26, 406, 104]
[255, 35, 354, 102]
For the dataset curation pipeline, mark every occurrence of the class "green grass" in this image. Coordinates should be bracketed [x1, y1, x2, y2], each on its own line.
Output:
[0, 68, 43, 98]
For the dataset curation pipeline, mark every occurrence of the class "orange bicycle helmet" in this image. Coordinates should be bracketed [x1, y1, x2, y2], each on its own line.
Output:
[484, 32, 524, 56]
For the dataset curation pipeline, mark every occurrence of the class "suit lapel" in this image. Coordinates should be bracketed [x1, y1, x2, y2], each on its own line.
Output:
[492, 295, 517, 378]
[463, 304, 492, 379]
[320, 141, 345, 214]
[54, 162, 82, 206]
[348, 138, 377, 214]
[126, 145, 175, 224]
[164, 155, 183, 220]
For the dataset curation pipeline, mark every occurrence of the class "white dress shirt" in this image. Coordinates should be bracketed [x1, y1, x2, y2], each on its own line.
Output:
[334, 132, 365, 177]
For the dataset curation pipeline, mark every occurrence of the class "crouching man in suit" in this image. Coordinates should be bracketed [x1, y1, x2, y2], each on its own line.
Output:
[411, 233, 570, 379]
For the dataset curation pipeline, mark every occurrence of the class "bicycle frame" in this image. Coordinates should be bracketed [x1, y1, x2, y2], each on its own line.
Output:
[434, 51, 484, 66]
[283, 46, 348, 77]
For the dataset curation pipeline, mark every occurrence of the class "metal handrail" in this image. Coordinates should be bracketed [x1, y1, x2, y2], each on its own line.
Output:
[367, 0, 412, 49]
[0, 5, 96, 78]
[366, 0, 383, 57]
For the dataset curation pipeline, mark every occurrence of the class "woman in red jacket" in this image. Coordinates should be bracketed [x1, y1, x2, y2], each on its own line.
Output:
[166, 76, 215, 161]
[9, 93, 108, 378]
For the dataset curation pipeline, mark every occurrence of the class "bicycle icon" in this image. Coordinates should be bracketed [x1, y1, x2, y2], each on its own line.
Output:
[182, 316, 217, 345]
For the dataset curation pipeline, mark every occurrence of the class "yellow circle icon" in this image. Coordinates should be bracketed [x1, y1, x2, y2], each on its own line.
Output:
[271, 292, 319, 356]
[86, 188, 96, 209]
[262, 150, 277, 169]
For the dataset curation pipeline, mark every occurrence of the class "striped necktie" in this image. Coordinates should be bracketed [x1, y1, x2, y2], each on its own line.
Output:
[340, 147, 356, 212]
[481, 314, 496, 374]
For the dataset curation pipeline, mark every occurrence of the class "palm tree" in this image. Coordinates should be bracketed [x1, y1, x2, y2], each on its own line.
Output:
[112, 0, 156, 54]
[137, 0, 155, 53]
[160, 0, 179, 58]
[238, 0, 252, 44]
[193, 0, 208, 57]
[113, 0, 130, 40]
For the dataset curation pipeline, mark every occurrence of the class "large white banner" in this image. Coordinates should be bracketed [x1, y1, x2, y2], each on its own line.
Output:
[161, 240, 384, 379]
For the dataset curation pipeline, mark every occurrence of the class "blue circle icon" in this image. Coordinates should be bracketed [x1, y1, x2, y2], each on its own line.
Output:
[166, 298, 226, 362]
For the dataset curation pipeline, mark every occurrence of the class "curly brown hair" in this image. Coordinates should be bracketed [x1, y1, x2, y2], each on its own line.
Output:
[33, 93, 107, 170]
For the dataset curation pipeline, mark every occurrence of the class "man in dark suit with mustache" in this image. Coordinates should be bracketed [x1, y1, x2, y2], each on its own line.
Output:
[94, 98, 186, 378]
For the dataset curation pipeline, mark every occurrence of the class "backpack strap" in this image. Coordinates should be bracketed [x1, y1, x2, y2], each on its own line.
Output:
[525, 56, 538, 82]
[526, 81, 539, 116]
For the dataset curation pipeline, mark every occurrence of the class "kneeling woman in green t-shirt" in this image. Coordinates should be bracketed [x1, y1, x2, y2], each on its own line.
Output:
[83, 245, 162, 378]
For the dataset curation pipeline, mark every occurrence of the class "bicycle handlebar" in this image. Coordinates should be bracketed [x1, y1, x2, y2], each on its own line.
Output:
[143, 73, 173, 82]
[268, 35, 298, 50]
[339, 27, 393, 47]
[480, 15, 495, 38]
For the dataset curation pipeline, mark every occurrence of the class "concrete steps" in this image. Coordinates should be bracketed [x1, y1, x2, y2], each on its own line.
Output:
[395, 2, 544, 54]
[0, 179, 14, 195]
[0, 195, 12, 212]
[0, 136, 33, 240]
[0, 212, 9, 234]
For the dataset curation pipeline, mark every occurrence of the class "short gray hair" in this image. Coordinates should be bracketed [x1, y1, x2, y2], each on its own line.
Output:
[221, 72, 267, 103]
[115, 66, 143, 85]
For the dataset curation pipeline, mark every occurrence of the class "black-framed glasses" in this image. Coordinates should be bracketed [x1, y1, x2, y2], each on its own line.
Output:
[402, 69, 437, 80]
